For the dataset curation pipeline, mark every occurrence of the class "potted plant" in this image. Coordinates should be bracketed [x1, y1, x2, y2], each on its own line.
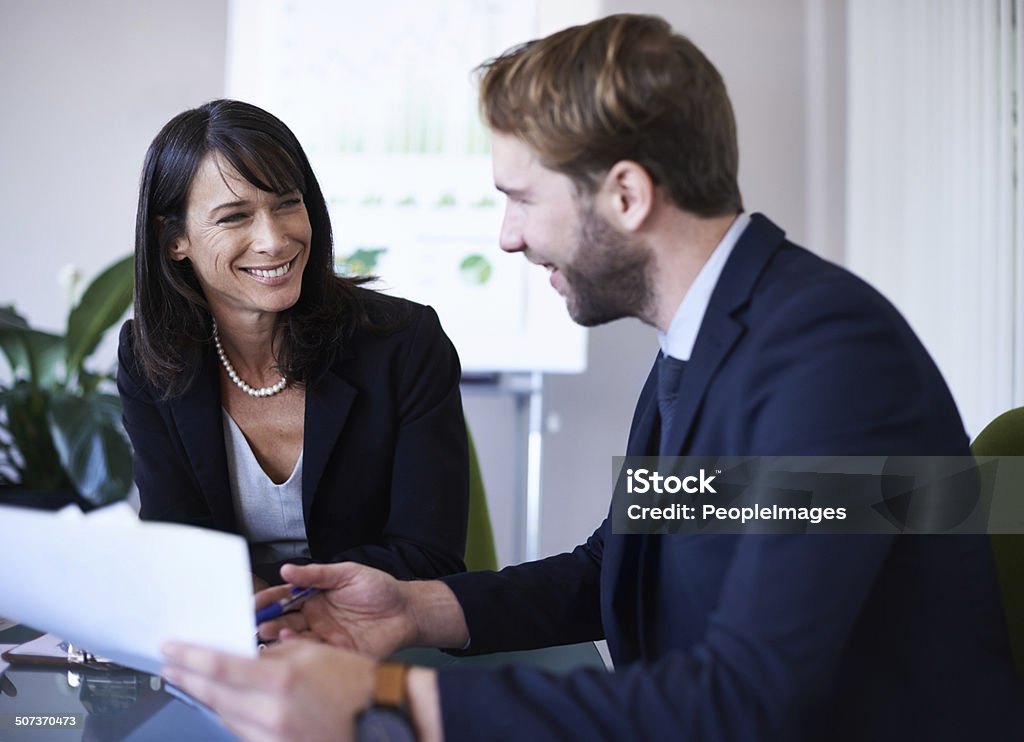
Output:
[0, 255, 134, 509]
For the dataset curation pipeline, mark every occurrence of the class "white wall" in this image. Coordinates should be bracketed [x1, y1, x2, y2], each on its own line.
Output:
[0, 0, 227, 334]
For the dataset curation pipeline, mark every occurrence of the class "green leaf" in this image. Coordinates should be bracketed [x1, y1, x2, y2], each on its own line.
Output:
[78, 368, 110, 395]
[0, 306, 28, 329]
[3, 381, 66, 489]
[48, 391, 132, 506]
[0, 308, 64, 387]
[0, 307, 28, 379]
[66, 254, 134, 379]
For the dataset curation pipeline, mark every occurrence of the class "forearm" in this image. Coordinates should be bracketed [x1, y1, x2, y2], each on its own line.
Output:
[440, 543, 604, 655]
[404, 579, 469, 649]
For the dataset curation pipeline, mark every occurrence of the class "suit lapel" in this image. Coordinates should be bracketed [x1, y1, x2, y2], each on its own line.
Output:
[627, 357, 661, 456]
[302, 367, 357, 519]
[661, 213, 787, 456]
[170, 351, 236, 531]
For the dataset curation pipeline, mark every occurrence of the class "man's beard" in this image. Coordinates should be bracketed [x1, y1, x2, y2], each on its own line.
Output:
[561, 204, 655, 327]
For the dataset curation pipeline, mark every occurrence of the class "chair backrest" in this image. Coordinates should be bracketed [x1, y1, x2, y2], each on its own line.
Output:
[465, 422, 499, 571]
[972, 407, 1024, 676]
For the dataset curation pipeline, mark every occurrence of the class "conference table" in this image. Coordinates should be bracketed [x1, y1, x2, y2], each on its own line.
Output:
[0, 623, 606, 741]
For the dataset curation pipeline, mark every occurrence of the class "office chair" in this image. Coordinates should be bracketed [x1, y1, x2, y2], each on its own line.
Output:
[465, 422, 499, 571]
[972, 407, 1024, 676]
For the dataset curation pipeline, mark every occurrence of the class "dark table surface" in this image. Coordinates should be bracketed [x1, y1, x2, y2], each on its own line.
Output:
[0, 624, 605, 741]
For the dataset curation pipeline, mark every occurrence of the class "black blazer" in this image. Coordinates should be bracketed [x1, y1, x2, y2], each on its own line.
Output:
[117, 297, 468, 583]
[438, 214, 1022, 740]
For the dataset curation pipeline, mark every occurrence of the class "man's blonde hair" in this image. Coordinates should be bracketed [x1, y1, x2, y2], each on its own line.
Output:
[478, 14, 742, 217]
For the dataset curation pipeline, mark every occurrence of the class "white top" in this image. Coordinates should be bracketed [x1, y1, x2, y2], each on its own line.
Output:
[658, 212, 751, 360]
[222, 409, 310, 567]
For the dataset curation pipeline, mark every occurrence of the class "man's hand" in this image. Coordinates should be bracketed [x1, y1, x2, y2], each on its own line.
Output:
[256, 562, 470, 657]
[162, 640, 375, 742]
[256, 562, 418, 657]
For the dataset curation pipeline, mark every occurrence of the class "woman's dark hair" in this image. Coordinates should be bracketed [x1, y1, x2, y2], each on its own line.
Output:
[132, 99, 402, 397]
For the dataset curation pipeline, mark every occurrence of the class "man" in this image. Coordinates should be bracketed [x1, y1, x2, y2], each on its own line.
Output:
[162, 14, 1022, 741]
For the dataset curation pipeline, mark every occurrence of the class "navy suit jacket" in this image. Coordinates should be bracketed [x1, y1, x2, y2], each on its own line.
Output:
[438, 215, 1022, 740]
[117, 296, 468, 583]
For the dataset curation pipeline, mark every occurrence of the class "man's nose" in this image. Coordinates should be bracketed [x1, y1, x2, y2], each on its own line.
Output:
[498, 206, 525, 253]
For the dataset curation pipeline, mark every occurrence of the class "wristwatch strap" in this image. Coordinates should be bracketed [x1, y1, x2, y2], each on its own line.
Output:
[356, 662, 414, 742]
[374, 662, 410, 710]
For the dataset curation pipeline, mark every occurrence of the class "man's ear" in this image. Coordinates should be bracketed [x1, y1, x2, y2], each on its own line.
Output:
[599, 161, 654, 233]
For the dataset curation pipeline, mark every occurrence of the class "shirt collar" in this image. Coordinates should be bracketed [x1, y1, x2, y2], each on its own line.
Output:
[657, 212, 750, 361]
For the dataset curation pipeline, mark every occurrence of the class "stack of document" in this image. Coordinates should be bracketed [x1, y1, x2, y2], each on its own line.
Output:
[0, 503, 256, 674]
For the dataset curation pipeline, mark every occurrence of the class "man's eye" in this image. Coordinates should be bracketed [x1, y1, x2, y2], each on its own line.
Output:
[279, 197, 303, 209]
[217, 213, 247, 225]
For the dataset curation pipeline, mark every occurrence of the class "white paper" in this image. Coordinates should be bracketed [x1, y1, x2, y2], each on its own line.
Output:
[4, 633, 69, 660]
[0, 503, 256, 675]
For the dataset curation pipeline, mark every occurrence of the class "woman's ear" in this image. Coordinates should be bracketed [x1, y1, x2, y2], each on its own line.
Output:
[598, 160, 654, 233]
[161, 218, 190, 262]
[169, 241, 190, 262]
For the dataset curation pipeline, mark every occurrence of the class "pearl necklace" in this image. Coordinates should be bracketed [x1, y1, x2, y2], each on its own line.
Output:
[212, 322, 288, 398]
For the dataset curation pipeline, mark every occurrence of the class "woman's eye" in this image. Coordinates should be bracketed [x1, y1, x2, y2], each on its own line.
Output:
[280, 197, 303, 209]
[217, 213, 247, 225]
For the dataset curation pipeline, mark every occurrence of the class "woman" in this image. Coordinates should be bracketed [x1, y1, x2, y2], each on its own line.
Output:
[117, 99, 468, 587]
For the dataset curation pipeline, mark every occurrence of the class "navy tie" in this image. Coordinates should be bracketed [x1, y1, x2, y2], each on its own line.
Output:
[657, 353, 686, 454]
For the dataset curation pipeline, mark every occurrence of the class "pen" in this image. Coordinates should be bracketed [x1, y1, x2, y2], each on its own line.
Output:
[255, 586, 320, 624]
